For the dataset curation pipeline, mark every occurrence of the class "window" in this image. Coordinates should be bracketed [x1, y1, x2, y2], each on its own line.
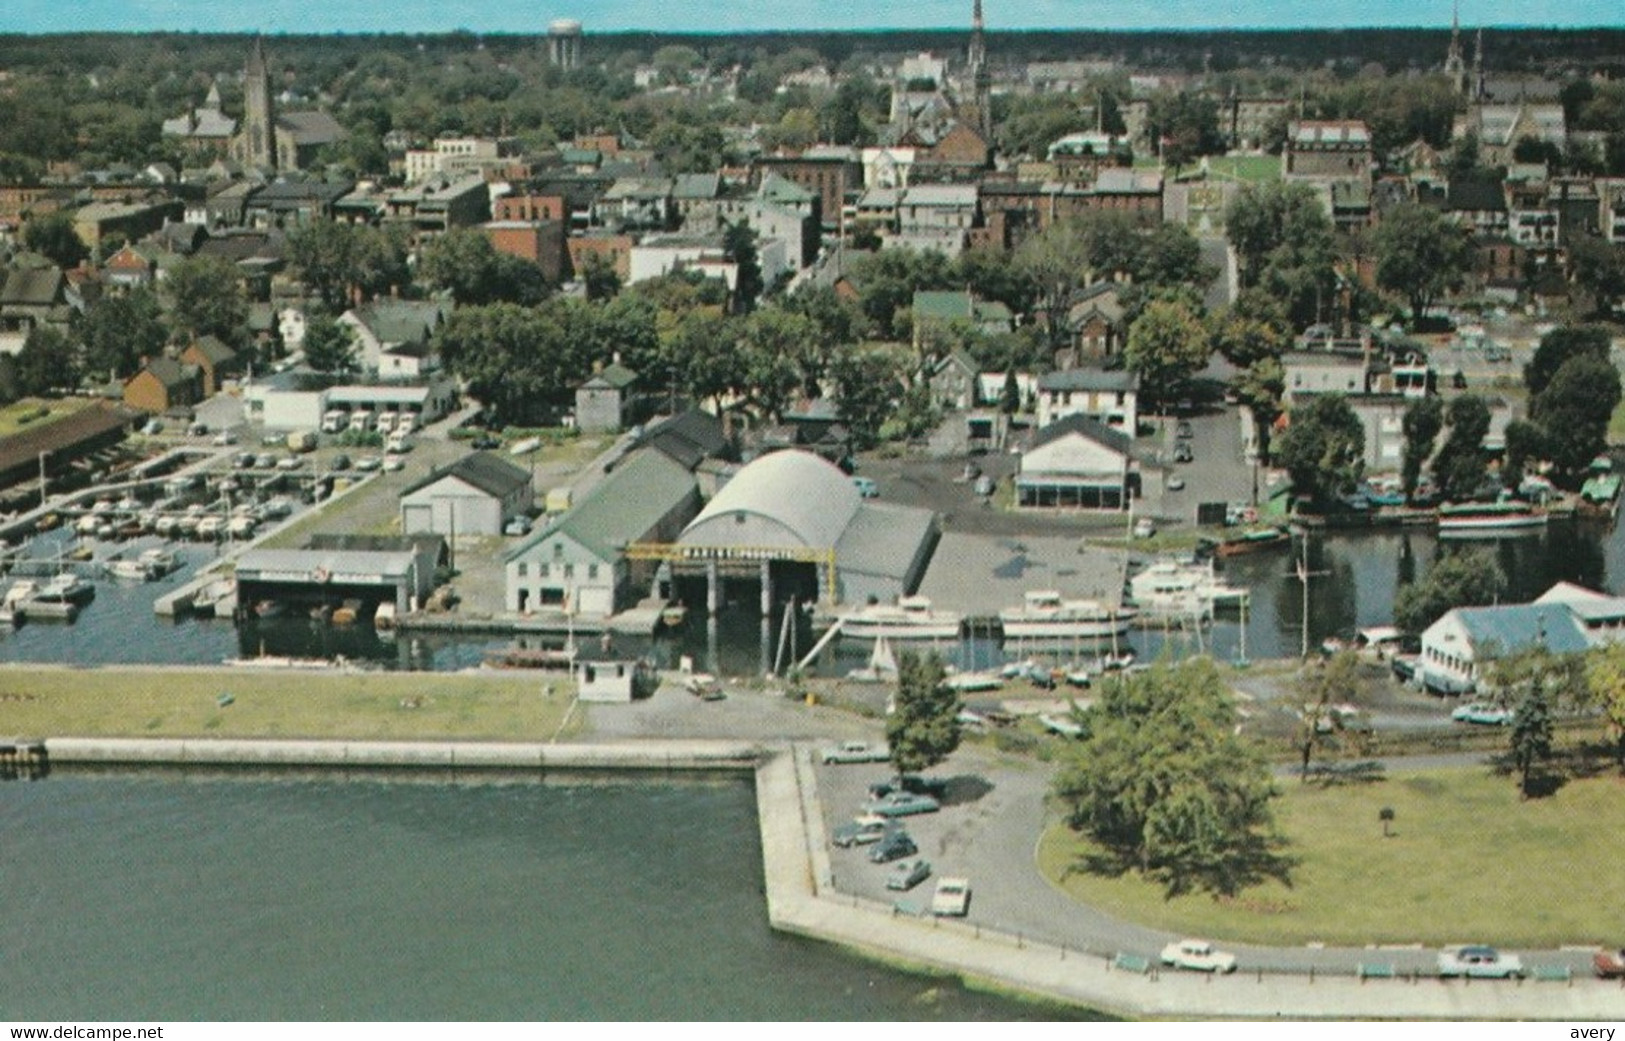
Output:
[563, 564, 574, 579]
[587, 564, 599, 580]
[553, 543, 564, 559]
[517, 563, 528, 577]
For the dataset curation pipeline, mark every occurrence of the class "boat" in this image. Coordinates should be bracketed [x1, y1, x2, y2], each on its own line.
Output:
[1202, 526, 1292, 558]
[253, 599, 287, 619]
[1437, 501, 1547, 537]
[660, 603, 688, 628]
[0, 579, 38, 625]
[20, 575, 91, 621]
[837, 596, 962, 641]
[1579, 458, 1621, 515]
[846, 634, 898, 683]
[40, 573, 95, 604]
[998, 590, 1136, 641]
[106, 558, 155, 581]
[374, 600, 397, 630]
[943, 667, 1004, 692]
[1127, 558, 1247, 617]
[192, 577, 236, 617]
[137, 548, 179, 577]
[35, 513, 60, 532]
[331, 599, 363, 625]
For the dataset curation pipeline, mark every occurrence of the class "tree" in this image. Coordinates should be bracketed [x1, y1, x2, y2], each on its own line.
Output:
[580, 252, 622, 302]
[1584, 642, 1625, 772]
[1399, 397, 1444, 502]
[1569, 235, 1625, 316]
[420, 229, 546, 306]
[1274, 394, 1365, 507]
[1392, 548, 1506, 634]
[1146, 91, 1224, 173]
[883, 650, 961, 778]
[301, 313, 359, 375]
[1374, 203, 1473, 320]
[75, 287, 166, 381]
[1508, 685, 1554, 798]
[722, 221, 763, 313]
[1530, 355, 1622, 484]
[21, 211, 88, 269]
[1525, 324, 1610, 399]
[830, 348, 903, 450]
[1052, 660, 1286, 898]
[14, 326, 76, 396]
[1122, 299, 1209, 407]
[288, 220, 362, 311]
[163, 255, 248, 346]
[1294, 651, 1362, 782]
[1431, 394, 1492, 502]
[1500, 419, 1547, 492]
[999, 369, 1021, 415]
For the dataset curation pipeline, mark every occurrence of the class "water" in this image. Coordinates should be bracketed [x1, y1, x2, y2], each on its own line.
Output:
[4, 519, 1622, 673]
[1, 772, 1089, 1020]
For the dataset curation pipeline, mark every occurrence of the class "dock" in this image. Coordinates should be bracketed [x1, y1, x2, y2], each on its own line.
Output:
[0, 738, 49, 780]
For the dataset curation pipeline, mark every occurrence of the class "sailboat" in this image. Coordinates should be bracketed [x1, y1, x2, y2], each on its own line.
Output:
[846, 634, 898, 683]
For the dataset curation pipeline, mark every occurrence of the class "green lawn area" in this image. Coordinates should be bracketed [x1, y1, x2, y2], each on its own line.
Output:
[1609, 396, 1625, 447]
[1037, 767, 1625, 948]
[0, 397, 88, 437]
[0, 664, 580, 741]
[1205, 154, 1283, 183]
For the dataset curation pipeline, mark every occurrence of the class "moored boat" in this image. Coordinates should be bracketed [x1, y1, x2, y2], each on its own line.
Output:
[838, 595, 962, 641]
[1, 579, 38, 625]
[1437, 501, 1546, 537]
[1127, 557, 1247, 617]
[1207, 525, 1292, 557]
[998, 590, 1136, 641]
[374, 600, 397, 630]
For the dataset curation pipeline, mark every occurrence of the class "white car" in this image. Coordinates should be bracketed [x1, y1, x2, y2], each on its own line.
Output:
[1451, 702, 1515, 726]
[1437, 945, 1523, 979]
[930, 877, 971, 917]
[382, 455, 405, 472]
[819, 740, 890, 765]
[1160, 938, 1237, 974]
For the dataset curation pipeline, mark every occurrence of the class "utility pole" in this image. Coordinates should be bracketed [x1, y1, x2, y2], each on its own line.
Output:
[1294, 533, 1330, 659]
[38, 450, 49, 507]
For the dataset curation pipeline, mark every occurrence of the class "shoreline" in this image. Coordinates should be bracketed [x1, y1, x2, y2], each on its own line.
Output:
[22, 735, 1624, 1020]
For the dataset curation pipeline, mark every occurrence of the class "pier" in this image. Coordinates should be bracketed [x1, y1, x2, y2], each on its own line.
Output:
[0, 738, 49, 780]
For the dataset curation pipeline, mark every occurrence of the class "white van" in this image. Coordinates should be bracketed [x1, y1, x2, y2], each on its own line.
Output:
[393, 412, 418, 435]
[348, 411, 374, 433]
[386, 432, 413, 454]
[321, 409, 349, 434]
[376, 411, 398, 436]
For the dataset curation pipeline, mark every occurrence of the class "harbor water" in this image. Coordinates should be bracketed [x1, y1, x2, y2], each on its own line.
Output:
[2, 771, 1091, 1020]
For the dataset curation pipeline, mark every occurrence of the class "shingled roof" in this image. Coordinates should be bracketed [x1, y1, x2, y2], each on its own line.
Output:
[403, 451, 530, 501]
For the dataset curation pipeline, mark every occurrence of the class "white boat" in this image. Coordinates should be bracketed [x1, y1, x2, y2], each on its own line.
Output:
[138, 548, 179, 577]
[943, 667, 1004, 692]
[374, 600, 397, 630]
[838, 595, 962, 641]
[0, 579, 38, 624]
[846, 634, 898, 683]
[106, 558, 155, 581]
[1128, 558, 1247, 617]
[998, 590, 1137, 640]
[1437, 502, 1547, 537]
[40, 573, 95, 604]
[191, 577, 237, 617]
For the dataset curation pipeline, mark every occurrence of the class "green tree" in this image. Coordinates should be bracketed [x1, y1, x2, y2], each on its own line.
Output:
[1122, 299, 1209, 408]
[1391, 548, 1506, 634]
[883, 650, 961, 778]
[1294, 651, 1362, 782]
[1225, 181, 1337, 328]
[1146, 91, 1224, 173]
[1431, 394, 1492, 502]
[1052, 660, 1286, 897]
[1508, 684, 1554, 799]
[1374, 202, 1473, 320]
[1529, 355, 1622, 485]
[1525, 325, 1610, 399]
[722, 221, 763, 313]
[1400, 397, 1444, 502]
[1568, 235, 1625, 315]
[301, 313, 359, 375]
[288, 219, 362, 311]
[831, 348, 904, 450]
[580, 252, 622, 301]
[21, 211, 88, 269]
[1274, 394, 1365, 507]
[999, 369, 1021, 415]
[14, 326, 77, 396]
[1500, 419, 1547, 491]
[163, 255, 248, 346]
[1584, 642, 1625, 771]
[75, 287, 166, 380]
[420, 229, 546, 306]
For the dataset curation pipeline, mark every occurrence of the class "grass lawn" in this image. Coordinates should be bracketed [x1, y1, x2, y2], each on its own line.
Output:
[0, 664, 580, 742]
[1205, 155, 1282, 183]
[0, 398, 88, 438]
[1610, 396, 1625, 447]
[1037, 766, 1625, 948]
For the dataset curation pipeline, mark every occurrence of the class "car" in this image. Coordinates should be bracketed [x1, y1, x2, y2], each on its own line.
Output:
[504, 516, 534, 536]
[233, 452, 255, 469]
[253, 453, 277, 469]
[1166, 476, 1186, 491]
[973, 474, 995, 497]
[354, 456, 382, 472]
[1175, 421, 1193, 439]
[866, 775, 949, 801]
[1173, 442, 1194, 463]
[852, 476, 879, 498]
[211, 431, 237, 446]
[1451, 701, 1515, 726]
[188, 421, 209, 436]
[830, 814, 890, 848]
[1593, 947, 1625, 978]
[885, 857, 932, 891]
[930, 877, 971, 917]
[471, 434, 501, 450]
[261, 432, 286, 446]
[382, 455, 405, 472]
[275, 455, 303, 471]
[1437, 945, 1523, 979]
[1133, 517, 1157, 539]
[1160, 938, 1238, 974]
[867, 829, 917, 864]
[863, 791, 941, 818]
[141, 419, 164, 435]
[820, 740, 891, 765]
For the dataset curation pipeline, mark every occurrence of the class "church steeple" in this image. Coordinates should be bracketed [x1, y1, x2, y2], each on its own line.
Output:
[968, 0, 991, 142]
[1473, 27, 1485, 101]
[242, 35, 277, 170]
[1443, 1, 1468, 96]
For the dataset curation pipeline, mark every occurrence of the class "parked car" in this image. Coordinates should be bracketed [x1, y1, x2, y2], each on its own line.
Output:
[1132, 517, 1157, 539]
[329, 453, 351, 472]
[973, 474, 995, 497]
[1437, 945, 1523, 979]
[354, 456, 382, 472]
[830, 814, 890, 848]
[471, 434, 501, 450]
[382, 455, 405, 472]
[1166, 476, 1186, 491]
[1160, 938, 1238, 974]
[866, 775, 949, 801]
[211, 430, 237, 446]
[820, 740, 891, 765]
[1451, 702, 1515, 726]
[253, 453, 277, 469]
[931, 877, 971, 917]
[504, 516, 533, 536]
[1175, 421, 1193, 439]
[1173, 442, 1194, 463]
[232, 452, 255, 469]
[275, 455, 303, 471]
[884, 857, 932, 891]
[852, 476, 879, 498]
[863, 792, 941, 818]
[1593, 947, 1625, 978]
[867, 829, 918, 863]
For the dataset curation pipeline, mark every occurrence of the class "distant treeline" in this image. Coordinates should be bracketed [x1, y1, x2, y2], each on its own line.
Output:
[1, 27, 1623, 78]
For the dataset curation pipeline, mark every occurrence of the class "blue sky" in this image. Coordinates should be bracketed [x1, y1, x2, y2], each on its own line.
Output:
[5, 0, 1618, 33]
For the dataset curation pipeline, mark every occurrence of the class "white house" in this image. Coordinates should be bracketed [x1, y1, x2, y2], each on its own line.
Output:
[1034, 368, 1139, 432]
[338, 299, 446, 379]
[1017, 414, 1137, 511]
[1416, 580, 1625, 694]
[399, 452, 533, 538]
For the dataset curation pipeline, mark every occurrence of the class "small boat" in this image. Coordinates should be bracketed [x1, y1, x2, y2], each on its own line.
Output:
[35, 513, 60, 532]
[838, 596, 962, 641]
[943, 667, 1004, 693]
[1579, 459, 1621, 515]
[1, 579, 38, 625]
[1437, 501, 1547, 537]
[75, 514, 101, 535]
[153, 515, 180, 537]
[1128, 558, 1247, 617]
[660, 603, 688, 628]
[114, 518, 146, 539]
[1205, 526, 1292, 558]
[1039, 713, 1084, 738]
[998, 590, 1136, 641]
[195, 516, 225, 541]
[192, 577, 237, 617]
[846, 634, 898, 683]
[252, 598, 286, 619]
[106, 558, 155, 581]
[40, 573, 95, 604]
[138, 548, 179, 577]
[226, 516, 257, 539]
[1064, 668, 1092, 689]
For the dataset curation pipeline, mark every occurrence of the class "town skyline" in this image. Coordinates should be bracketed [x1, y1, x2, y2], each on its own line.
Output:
[5, 0, 1621, 35]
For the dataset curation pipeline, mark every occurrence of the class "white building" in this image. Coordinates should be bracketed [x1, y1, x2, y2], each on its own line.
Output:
[399, 452, 533, 538]
[1034, 369, 1138, 432]
[1017, 414, 1137, 511]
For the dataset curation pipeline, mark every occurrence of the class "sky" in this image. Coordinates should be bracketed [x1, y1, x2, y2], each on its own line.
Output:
[4, 0, 1620, 34]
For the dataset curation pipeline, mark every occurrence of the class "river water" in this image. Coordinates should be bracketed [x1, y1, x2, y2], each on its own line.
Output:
[2, 772, 1088, 1021]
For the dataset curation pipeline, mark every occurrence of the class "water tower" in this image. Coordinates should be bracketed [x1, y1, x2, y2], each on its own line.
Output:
[547, 18, 583, 71]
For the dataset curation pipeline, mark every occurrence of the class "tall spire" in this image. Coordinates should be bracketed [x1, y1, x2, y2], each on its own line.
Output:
[969, 0, 991, 142]
[1473, 27, 1485, 101]
[1443, 0, 1467, 96]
